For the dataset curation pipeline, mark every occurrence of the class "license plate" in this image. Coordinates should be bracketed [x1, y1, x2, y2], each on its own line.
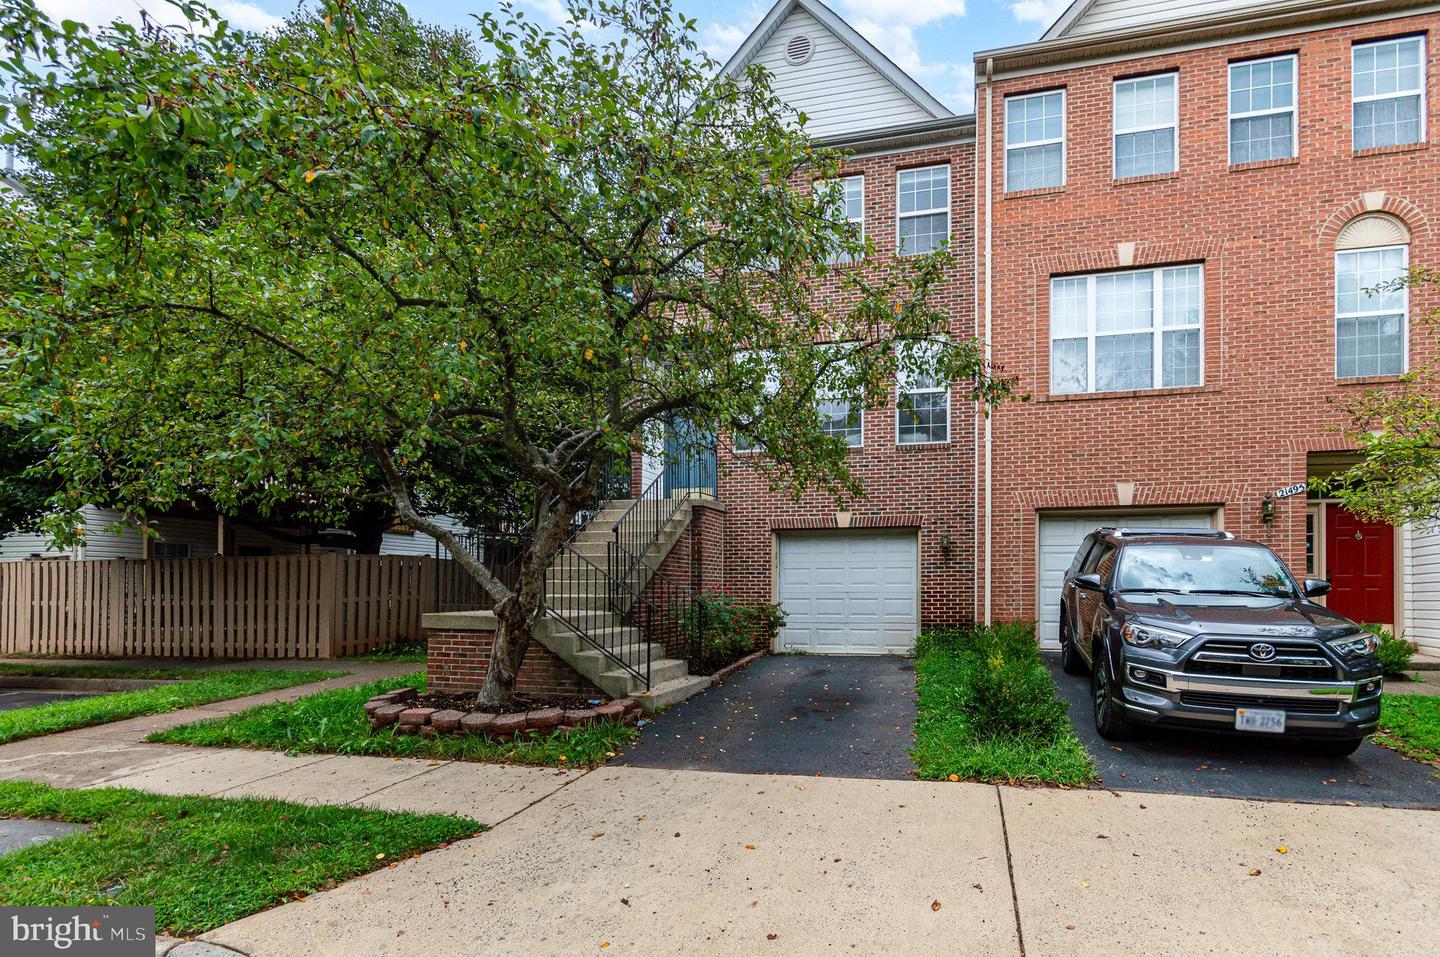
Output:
[1235, 707, 1286, 733]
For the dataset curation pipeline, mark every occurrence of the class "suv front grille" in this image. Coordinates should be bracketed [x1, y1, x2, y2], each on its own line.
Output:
[1184, 639, 1339, 681]
[1179, 691, 1343, 715]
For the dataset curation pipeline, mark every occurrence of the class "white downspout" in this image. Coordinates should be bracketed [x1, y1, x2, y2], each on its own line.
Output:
[983, 57, 994, 626]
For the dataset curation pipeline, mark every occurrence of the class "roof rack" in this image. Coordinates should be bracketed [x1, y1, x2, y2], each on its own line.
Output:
[1097, 527, 1235, 540]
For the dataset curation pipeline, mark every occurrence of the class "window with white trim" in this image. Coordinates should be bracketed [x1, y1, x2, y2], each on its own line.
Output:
[896, 340, 949, 444]
[1050, 264, 1203, 395]
[1229, 54, 1297, 164]
[1113, 73, 1178, 178]
[1005, 90, 1065, 192]
[1336, 245, 1407, 377]
[815, 344, 862, 447]
[732, 351, 779, 453]
[896, 165, 949, 256]
[821, 175, 864, 264]
[1352, 36, 1426, 150]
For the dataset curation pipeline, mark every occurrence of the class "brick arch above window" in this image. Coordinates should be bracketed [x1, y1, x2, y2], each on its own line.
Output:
[1336, 213, 1410, 250]
[1319, 194, 1429, 247]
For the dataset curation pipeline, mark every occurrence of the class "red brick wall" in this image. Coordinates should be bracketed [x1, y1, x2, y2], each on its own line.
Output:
[977, 13, 1440, 623]
[717, 141, 982, 627]
[426, 628, 602, 698]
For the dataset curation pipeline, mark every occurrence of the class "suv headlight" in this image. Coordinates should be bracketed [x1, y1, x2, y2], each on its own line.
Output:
[1327, 631, 1379, 658]
[1120, 622, 1192, 649]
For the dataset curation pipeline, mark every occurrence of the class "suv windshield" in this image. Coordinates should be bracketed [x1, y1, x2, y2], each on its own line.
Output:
[1115, 544, 1296, 597]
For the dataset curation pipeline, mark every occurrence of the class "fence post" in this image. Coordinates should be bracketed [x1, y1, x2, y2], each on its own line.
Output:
[107, 560, 126, 656]
[317, 552, 339, 659]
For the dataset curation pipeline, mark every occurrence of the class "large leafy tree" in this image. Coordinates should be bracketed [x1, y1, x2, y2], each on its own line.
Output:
[1327, 269, 1440, 527]
[1, 0, 1007, 706]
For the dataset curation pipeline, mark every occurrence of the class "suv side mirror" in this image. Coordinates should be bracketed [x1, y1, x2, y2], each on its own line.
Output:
[1303, 578, 1331, 598]
[1074, 573, 1104, 592]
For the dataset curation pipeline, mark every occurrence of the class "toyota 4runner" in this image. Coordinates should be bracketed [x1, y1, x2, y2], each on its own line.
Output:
[1059, 527, 1383, 757]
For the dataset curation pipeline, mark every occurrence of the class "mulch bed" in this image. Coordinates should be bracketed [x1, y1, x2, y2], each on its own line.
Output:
[408, 691, 603, 716]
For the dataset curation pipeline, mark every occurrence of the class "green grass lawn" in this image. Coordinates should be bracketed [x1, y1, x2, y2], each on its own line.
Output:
[0, 669, 342, 745]
[0, 780, 479, 935]
[1373, 693, 1440, 768]
[0, 663, 214, 681]
[150, 672, 638, 767]
[911, 623, 1095, 787]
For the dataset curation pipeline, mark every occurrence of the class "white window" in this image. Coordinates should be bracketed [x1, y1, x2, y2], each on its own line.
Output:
[896, 340, 949, 444]
[1229, 54, 1297, 164]
[1114, 73, 1178, 178]
[1352, 36, 1426, 150]
[1005, 90, 1065, 192]
[1050, 264, 1203, 395]
[733, 351, 779, 453]
[821, 175, 864, 264]
[815, 345, 862, 447]
[896, 165, 949, 256]
[1336, 245, 1408, 377]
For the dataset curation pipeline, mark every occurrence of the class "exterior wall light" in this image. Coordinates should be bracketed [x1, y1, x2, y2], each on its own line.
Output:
[1260, 494, 1275, 524]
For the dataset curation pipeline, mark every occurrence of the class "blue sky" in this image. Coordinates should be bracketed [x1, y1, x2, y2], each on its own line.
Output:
[37, 0, 1072, 112]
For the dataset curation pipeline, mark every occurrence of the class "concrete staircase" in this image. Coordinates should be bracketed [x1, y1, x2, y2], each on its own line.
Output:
[534, 498, 711, 713]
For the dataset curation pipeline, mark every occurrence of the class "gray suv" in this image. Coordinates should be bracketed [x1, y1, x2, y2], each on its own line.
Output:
[1059, 527, 1383, 757]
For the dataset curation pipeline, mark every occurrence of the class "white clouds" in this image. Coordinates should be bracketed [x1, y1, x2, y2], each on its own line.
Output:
[36, 0, 282, 32]
[1010, 0, 1074, 26]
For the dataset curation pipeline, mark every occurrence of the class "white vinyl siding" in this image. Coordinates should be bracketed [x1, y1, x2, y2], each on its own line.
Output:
[1407, 524, 1440, 655]
[1050, 264, 1203, 395]
[379, 515, 472, 557]
[1005, 90, 1065, 192]
[1336, 245, 1407, 378]
[750, 8, 934, 138]
[1229, 54, 1297, 164]
[1065, 0, 1266, 37]
[896, 165, 949, 256]
[1114, 73, 1178, 178]
[1353, 36, 1426, 150]
[776, 531, 918, 654]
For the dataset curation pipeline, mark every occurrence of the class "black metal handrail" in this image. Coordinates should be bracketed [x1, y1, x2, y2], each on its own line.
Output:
[610, 444, 715, 584]
[544, 543, 650, 687]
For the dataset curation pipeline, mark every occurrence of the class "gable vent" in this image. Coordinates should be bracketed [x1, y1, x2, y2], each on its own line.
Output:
[784, 34, 814, 65]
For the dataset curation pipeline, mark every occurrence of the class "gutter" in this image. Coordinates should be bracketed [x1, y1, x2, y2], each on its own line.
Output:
[976, 0, 1438, 75]
[982, 57, 994, 627]
[813, 115, 976, 155]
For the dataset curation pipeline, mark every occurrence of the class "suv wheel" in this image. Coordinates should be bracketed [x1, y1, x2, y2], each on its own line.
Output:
[1091, 646, 1131, 740]
[1059, 613, 1087, 675]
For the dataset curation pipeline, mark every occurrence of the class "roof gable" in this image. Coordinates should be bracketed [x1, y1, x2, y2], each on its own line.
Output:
[1044, 0, 1272, 39]
[718, 0, 951, 139]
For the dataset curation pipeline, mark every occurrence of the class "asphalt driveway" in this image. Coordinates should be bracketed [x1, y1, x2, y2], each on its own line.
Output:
[618, 654, 917, 779]
[1045, 654, 1440, 808]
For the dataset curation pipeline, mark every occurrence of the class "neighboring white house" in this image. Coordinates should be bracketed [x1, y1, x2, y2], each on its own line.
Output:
[0, 506, 473, 561]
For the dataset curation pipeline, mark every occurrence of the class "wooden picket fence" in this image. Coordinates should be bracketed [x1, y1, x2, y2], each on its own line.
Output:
[0, 554, 490, 659]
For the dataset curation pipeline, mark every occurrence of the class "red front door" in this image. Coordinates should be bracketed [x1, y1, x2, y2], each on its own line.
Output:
[1325, 504, 1395, 625]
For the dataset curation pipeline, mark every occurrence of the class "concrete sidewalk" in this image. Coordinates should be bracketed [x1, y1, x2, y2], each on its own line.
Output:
[2, 666, 1439, 956]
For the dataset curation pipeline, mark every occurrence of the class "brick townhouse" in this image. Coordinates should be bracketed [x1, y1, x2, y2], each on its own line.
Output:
[681, 0, 1440, 658]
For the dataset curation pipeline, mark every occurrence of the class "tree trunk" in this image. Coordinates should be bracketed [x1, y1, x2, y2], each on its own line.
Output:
[477, 591, 536, 709]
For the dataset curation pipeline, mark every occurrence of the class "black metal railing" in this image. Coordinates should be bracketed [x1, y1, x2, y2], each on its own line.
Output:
[544, 543, 650, 687]
[610, 443, 716, 585]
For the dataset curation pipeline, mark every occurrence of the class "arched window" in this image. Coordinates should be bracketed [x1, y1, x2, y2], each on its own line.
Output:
[1335, 213, 1410, 378]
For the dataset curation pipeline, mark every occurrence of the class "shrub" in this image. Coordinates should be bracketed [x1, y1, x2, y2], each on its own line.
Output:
[1362, 624, 1415, 675]
[677, 592, 787, 673]
[912, 622, 1093, 786]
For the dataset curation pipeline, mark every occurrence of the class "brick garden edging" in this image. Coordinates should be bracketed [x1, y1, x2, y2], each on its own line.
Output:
[362, 687, 642, 739]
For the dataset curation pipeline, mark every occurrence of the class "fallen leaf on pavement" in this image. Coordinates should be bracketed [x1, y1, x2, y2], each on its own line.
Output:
[973, 883, 983, 892]
[745, 844, 756, 850]
[1249, 869, 1262, 876]
[591, 832, 604, 840]
[1276, 846, 1289, 854]
[931, 900, 942, 911]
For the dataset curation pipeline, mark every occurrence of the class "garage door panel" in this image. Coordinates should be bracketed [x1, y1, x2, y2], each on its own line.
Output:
[1036, 512, 1215, 649]
[778, 532, 918, 654]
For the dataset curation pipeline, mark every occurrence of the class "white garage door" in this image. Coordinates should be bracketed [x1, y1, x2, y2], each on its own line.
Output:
[1036, 512, 1216, 649]
[777, 532, 918, 654]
